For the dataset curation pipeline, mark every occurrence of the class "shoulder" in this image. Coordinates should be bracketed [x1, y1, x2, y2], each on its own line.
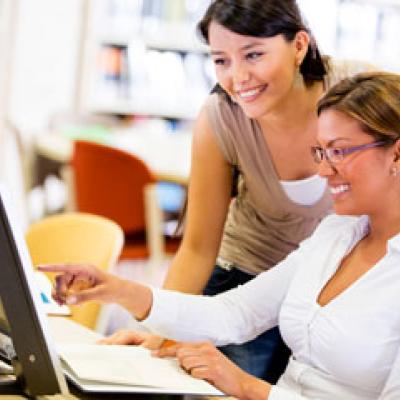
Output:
[203, 92, 253, 164]
[204, 92, 247, 127]
[324, 57, 378, 87]
[201, 93, 245, 165]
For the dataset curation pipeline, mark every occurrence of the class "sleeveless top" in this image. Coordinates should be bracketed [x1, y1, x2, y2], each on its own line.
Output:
[205, 58, 375, 275]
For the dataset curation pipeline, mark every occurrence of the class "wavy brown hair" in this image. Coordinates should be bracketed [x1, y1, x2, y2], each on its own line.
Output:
[318, 72, 400, 143]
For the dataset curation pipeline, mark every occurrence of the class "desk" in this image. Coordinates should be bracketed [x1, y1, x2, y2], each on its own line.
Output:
[0, 386, 187, 399]
[35, 129, 192, 185]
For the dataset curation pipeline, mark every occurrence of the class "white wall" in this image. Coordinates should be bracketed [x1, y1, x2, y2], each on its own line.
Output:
[0, 0, 83, 228]
[9, 0, 82, 135]
[298, 0, 400, 72]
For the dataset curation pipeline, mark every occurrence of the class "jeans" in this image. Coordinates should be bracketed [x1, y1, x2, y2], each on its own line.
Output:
[203, 265, 290, 383]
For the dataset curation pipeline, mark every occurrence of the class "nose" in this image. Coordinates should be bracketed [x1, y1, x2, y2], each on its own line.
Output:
[232, 61, 250, 86]
[317, 158, 336, 178]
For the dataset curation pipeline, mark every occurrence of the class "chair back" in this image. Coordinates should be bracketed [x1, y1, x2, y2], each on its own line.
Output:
[25, 212, 124, 330]
[72, 140, 156, 233]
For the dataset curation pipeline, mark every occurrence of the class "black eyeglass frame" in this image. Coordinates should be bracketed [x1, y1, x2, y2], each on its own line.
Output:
[311, 140, 390, 164]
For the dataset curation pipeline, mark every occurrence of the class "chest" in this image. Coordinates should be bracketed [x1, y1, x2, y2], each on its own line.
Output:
[279, 245, 400, 390]
[260, 124, 318, 181]
[317, 240, 387, 307]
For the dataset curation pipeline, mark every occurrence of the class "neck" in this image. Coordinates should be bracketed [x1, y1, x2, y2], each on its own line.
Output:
[367, 210, 400, 246]
[257, 81, 324, 134]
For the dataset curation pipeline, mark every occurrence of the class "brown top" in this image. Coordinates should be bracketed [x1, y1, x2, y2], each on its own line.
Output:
[206, 58, 375, 275]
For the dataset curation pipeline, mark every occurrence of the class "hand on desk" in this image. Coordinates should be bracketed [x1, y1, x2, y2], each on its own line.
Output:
[154, 341, 271, 399]
[98, 329, 166, 350]
[38, 264, 153, 321]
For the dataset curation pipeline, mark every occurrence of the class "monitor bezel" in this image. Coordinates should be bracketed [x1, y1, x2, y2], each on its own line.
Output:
[0, 186, 68, 396]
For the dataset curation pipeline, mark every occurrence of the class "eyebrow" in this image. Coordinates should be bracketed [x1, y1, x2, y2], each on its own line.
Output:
[321, 138, 353, 147]
[210, 42, 265, 56]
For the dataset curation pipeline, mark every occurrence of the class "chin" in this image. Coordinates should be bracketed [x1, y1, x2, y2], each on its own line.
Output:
[239, 104, 269, 119]
[333, 203, 364, 217]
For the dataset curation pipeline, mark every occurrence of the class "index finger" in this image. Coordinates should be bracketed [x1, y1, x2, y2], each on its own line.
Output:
[38, 264, 94, 275]
[153, 344, 180, 358]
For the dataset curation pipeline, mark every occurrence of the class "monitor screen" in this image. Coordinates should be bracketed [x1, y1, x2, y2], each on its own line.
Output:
[0, 186, 68, 396]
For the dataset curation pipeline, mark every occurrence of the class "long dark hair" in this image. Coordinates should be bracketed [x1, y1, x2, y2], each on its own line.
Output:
[176, 1, 327, 235]
[198, 0, 326, 86]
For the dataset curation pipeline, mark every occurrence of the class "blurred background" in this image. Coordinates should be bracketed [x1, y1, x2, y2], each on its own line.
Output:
[0, 0, 399, 332]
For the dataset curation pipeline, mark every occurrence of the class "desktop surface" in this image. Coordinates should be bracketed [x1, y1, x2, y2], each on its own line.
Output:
[0, 382, 187, 399]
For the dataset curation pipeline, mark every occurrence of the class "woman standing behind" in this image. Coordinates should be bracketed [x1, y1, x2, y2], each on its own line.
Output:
[101, 0, 373, 382]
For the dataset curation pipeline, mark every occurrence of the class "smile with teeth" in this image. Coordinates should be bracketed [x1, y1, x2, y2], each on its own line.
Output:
[330, 184, 350, 195]
[237, 85, 267, 99]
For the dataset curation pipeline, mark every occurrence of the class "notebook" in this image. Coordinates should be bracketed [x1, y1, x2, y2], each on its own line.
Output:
[49, 318, 222, 396]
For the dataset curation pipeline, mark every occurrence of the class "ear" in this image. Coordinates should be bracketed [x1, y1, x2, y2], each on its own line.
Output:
[293, 30, 310, 66]
[393, 139, 400, 163]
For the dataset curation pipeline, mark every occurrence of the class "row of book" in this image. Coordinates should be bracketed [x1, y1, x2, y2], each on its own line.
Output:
[92, 43, 214, 119]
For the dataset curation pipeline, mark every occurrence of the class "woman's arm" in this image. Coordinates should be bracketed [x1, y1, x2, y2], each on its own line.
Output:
[38, 107, 232, 316]
[39, 245, 296, 343]
[40, 213, 316, 346]
[163, 105, 232, 293]
[155, 341, 272, 400]
[155, 342, 320, 400]
[41, 105, 234, 347]
[38, 264, 154, 320]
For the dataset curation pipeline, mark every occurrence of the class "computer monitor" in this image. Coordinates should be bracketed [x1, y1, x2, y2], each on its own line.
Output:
[0, 186, 68, 396]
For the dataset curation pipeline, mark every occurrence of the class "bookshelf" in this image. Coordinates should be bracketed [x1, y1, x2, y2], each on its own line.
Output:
[79, 0, 400, 122]
[79, 0, 214, 120]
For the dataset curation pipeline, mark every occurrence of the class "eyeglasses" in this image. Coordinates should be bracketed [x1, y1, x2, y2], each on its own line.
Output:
[311, 140, 389, 164]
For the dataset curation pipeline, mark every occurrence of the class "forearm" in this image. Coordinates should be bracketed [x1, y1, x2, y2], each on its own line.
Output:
[114, 279, 153, 321]
[144, 278, 277, 346]
[114, 243, 218, 327]
[162, 107, 231, 294]
[240, 374, 272, 400]
[163, 246, 217, 294]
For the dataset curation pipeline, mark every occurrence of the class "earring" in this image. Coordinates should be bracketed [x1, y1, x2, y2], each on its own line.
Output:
[293, 65, 304, 88]
[391, 166, 398, 177]
[296, 56, 304, 67]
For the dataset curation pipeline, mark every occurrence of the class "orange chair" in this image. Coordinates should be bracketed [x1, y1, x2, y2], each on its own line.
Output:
[25, 212, 124, 331]
[70, 140, 180, 260]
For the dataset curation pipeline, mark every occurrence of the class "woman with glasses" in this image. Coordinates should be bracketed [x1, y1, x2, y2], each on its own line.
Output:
[87, 0, 374, 382]
[42, 71, 400, 399]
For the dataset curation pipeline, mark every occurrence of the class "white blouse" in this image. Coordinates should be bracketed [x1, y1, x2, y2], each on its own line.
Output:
[143, 215, 400, 399]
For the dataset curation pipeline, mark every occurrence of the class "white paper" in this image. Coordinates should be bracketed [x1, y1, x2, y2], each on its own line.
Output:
[58, 344, 222, 395]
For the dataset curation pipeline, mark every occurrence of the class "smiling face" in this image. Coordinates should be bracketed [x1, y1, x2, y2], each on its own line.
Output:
[317, 109, 396, 217]
[208, 21, 308, 119]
